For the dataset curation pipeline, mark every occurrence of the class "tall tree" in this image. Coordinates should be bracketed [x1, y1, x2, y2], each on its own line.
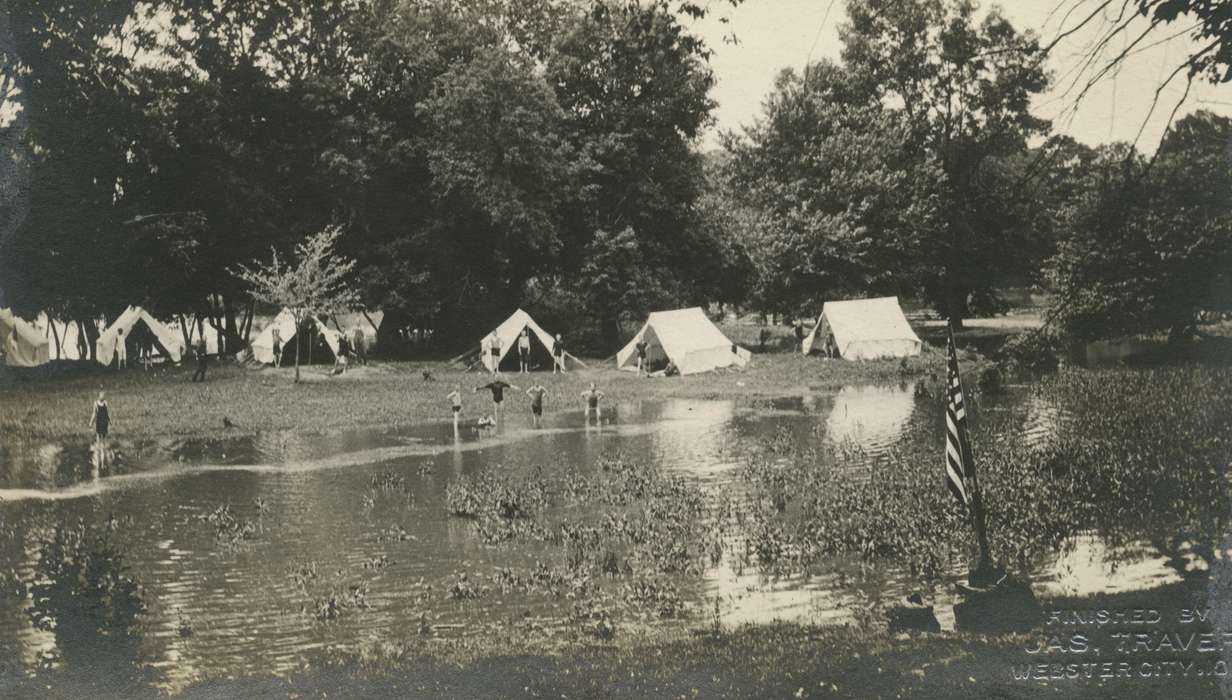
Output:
[723, 62, 945, 316]
[841, 0, 1050, 323]
[1048, 111, 1232, 341]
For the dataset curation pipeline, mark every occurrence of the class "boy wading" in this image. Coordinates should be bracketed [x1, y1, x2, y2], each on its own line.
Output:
[89, 391, 111, 472]
[526, 382, 547, 428]
[476, 379, 517, 427]
[447, 385, 463, 436]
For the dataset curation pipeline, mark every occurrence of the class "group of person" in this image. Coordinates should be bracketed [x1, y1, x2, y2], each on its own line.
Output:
[268, 323, 369, 374]
[792, 320, 837, 357]
[446, 379, 605, 435]
[485, 328, 568, 375]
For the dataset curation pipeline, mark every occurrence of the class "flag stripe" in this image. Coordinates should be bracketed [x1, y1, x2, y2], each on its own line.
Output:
[944, 327, 974, 507]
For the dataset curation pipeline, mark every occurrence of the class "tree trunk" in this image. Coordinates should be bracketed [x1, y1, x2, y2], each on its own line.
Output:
[222, 294, 242, 351]
[82, 319, 100, 361]
[48, 319, 62, 359]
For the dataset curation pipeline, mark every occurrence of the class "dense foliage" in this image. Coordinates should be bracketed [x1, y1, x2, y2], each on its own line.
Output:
[0, 0, 746, 353]
[738, 367, 1232, 585]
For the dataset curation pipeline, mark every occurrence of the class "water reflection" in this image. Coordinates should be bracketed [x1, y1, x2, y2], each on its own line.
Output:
[0, 383, 1203, 690]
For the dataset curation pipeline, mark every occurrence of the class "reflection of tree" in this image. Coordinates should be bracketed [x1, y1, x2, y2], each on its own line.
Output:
[28, 519, 146, 691]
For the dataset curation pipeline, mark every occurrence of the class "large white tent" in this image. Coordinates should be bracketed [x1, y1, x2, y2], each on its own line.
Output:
[38, 314, 104, 361]
[616, 307, 750, 375]
[802, 297, 921, 360]
[246, 308, 342, 365]
[477, 308, 581, 372]
[0, 309, 51, 367]
[96, 306, 185, 366]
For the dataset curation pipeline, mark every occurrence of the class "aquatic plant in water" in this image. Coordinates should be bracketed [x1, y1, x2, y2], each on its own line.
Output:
[737, 366, 1232, 587]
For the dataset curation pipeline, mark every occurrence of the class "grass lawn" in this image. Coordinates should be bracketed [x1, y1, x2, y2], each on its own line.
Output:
[0, 341, 951, 441]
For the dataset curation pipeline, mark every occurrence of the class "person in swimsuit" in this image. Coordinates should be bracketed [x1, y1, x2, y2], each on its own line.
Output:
[526, 381, 547, 428]
[271, 326, 282, 367]
[552, 333, 566, 374]
[517, 328, 531, 374]
[446, 384, 463, 435]
[581, 382, 604, 424]
[635, 338, 648, 377]
[115, 328, 127, 369]
[793, 320, 805, 353]
[475, 378, 517, 426]
[88, 390, 111, 472]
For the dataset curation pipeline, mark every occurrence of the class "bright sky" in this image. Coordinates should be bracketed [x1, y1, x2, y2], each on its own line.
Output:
[691, 0, 1231, 152]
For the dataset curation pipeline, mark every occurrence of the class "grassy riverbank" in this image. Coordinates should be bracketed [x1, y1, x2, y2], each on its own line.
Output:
[0, 343, 952, 441]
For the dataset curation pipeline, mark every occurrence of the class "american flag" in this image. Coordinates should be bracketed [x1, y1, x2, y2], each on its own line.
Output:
[944, 324, 975, 507]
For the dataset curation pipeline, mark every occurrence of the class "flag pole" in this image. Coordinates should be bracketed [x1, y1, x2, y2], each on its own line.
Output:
[948, 320, 997, 588]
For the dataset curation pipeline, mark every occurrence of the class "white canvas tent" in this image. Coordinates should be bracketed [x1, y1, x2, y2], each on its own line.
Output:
[802, 297, 921, 360]
[39, 314, 104, 361]
[478, 308, 581, 372]
[0, 309, 51, 367]
[178, 318, 227, 355]
[96, 306, 185, 366]
[616, 307, 750, 375]
[246, 308, 342, 365]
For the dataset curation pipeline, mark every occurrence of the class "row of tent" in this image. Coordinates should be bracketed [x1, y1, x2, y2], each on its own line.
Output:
[0, 306, 351, 368]
[476, 297, 919, 376]
[0, 297, 922, 372]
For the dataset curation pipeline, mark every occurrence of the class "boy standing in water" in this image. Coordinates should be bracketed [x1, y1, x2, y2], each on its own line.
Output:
[526, 381, 547, 428]
[446, 384, 463, 435]
[475, 378, 517, 426]
[517, 328, 531, 374]
[581, 383, 604, 424]
[88, 391, 111, 472]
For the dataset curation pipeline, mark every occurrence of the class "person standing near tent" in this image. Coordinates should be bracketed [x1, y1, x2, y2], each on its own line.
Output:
[88, 390, 111, 472]
[552, 333, 566, 374]
[191, 336, 208, 382]
[271, 326, 282, 368]
[517, 328, 531, 374]
[526, 381, 547, 428]
[334, 332, 352, 375]
[115, 328, 127, 369]
[581, 383, 604, 424]
[446, 384, 463, 435]
[475, 378, 517, 426]
[352, 325, 367, 366]
[487, 331, 502, 375]
[635, 337, 648, 377]
[793, 320, 805, 353]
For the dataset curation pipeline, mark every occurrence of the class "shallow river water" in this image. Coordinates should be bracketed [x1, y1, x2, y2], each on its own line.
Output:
[0, 378, 1189, 691]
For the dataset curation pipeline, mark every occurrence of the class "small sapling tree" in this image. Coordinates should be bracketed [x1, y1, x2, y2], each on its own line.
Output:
[234, 225, 361, 382]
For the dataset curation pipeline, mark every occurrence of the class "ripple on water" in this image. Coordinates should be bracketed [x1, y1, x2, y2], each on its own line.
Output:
[0, 387, 1187, 689]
